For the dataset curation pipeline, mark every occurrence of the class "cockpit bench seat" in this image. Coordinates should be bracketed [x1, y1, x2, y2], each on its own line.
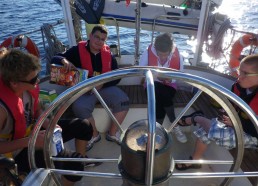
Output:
[117, 85, 195, 108]
[61, 85, 219, 120]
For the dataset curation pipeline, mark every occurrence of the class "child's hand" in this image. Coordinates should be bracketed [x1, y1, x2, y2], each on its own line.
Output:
[157, 77, 171, 84]
[35, 130, 46, 148]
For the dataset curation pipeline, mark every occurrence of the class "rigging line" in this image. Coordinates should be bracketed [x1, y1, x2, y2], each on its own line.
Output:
[20, 19, 64, 36]
[203, 13, 231, 59]
[223, 29, 236, 51]
[230, 28, 258, 37]
[41, 23, 66, 74]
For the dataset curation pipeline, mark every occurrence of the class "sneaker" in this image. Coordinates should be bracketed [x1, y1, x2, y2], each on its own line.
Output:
[86, 133, 101, 151]
[106, 131, 121, 145]
[84, 156, 103, 168]
[173, 125, 187, 143]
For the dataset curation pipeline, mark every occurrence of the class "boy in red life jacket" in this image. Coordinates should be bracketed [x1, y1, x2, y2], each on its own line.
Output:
[176, 54, 258, 171]
[0, 49, 99, 185]
[139, 33, 187, 143]
[51, 25, 129, 151]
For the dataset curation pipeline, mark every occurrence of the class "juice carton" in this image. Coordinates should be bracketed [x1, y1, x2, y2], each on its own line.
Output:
[39, 88, 58, 109]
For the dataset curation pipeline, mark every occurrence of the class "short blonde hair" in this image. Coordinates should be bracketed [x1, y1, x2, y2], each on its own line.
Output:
[0, 49, 41, 86]
[241, 54, 258, 72]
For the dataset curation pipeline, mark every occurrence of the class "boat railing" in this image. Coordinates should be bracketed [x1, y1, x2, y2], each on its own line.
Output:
[12, 19, 65, 37]
[102, 16, 121, 58]
[151, 14, 199, 44]
[2, 18, 65, 60]
[101, 13, 200, 65]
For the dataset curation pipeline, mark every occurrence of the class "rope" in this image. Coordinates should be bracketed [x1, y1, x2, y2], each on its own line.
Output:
[203, 13, 231, 59]
[41, 23, 66, 74]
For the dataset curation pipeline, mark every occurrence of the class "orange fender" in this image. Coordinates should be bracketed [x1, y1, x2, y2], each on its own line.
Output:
[0, 35, 40, 58]
[229, 34, 258, 77]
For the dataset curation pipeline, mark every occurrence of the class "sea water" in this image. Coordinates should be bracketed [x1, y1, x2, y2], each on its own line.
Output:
[0, 0, 258, 75]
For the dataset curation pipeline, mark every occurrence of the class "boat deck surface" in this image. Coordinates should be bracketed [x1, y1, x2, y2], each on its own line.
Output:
[66, 132, 251, 186]
[118, 85, 220, 119]
[79, 133, 218, 186]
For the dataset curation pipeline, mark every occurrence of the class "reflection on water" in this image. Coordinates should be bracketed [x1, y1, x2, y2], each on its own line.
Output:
[206, 0, 258, 73]
[0, 0, 257, 75]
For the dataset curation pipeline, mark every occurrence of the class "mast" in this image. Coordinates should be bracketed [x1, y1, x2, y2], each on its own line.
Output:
[61, 0, 77, 47]
[192, 0, 211, 66]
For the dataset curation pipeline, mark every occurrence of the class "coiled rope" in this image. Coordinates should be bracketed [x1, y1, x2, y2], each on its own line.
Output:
[203, 13, 231, 59]
[41, 23, 66, 74]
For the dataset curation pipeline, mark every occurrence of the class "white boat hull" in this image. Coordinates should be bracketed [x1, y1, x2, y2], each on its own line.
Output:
[101, 1, 200, 35]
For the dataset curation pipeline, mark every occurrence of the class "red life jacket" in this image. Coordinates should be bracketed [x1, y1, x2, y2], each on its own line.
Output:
[148, 44, 180, 70]
[232, 83, 258, 115]
[0, 78, 39, 140]
[78, 41, 112, 77]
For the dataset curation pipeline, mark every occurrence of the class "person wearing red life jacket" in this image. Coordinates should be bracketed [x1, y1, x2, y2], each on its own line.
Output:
[139, 33, 187, 143]
[176, 54, 258, 171]
[51, 25, 129, 151]
[0, 49, 100, 185]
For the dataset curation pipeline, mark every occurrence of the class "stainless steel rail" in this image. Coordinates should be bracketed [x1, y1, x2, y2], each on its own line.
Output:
[145, 70, 156, 185]
[26, 67, 258, 186]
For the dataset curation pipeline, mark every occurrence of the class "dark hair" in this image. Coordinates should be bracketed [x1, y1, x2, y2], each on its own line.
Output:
[241, 54, 258, 71]
[0, 49, 41, 85]
[91, 25, 108, 35]
[154, 33, 173, 53]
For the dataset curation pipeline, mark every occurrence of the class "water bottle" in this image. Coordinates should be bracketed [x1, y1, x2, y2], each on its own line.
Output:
[51, 128, 64, 156]
[110, 44, 119, 57]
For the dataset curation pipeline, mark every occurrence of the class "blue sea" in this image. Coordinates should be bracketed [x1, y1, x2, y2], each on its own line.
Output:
[0, 0, 258, 74]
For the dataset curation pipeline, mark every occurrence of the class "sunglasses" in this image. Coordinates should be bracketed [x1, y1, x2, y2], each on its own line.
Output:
[19, 74, 39, 85]
[237, 69, 258, 77]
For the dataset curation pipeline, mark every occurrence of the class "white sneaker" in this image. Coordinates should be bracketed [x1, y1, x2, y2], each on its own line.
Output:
[106, 131, 121, 145]
[173, 125, 187, 143]
[86, 133, 101, 151]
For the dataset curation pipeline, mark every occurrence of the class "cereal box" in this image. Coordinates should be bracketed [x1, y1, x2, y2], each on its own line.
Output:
[50, 64, 88, 86]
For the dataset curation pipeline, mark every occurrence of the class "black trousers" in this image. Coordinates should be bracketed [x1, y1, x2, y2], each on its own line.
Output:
[153, 81, 177, 124]
[15, 118, 93, 182]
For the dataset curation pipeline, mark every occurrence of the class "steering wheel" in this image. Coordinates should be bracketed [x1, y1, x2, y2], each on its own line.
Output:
[27, 67, 258, 186]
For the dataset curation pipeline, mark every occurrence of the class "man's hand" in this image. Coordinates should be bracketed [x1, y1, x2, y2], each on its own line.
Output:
[61, 58, 76, 72]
